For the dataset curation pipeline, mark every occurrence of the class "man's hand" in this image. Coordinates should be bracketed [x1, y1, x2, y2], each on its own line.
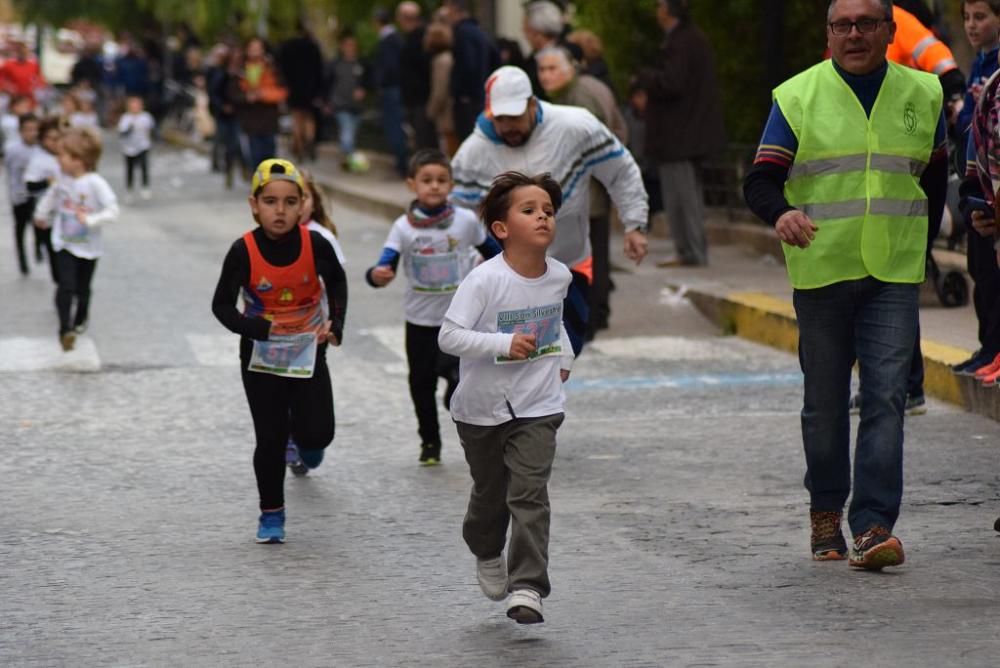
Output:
[775, 209, 817, 248]
[370, 266, 395, 286]
[33, 218, 50, 230]
[508, 333, 537, 360]
[560, 369, 570, 383]
[971, 210, 997, 237]
[318, 320, 340, 346]
[623, 229, 648, 265]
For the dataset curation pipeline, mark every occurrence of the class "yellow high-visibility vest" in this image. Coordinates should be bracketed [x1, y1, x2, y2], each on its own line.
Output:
[774, 60, 941, 289]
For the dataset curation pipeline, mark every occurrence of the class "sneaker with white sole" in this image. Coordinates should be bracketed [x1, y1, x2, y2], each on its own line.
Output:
[256, 509, 286, 544]
[506, 588, 544, 624]
[476, 554, 508, 601]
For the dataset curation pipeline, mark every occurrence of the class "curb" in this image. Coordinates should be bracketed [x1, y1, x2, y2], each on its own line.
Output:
[674, 283, 1000, 420]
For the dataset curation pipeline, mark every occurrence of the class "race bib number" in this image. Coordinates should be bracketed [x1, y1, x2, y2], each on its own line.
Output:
[495, 303, 563, 364]
[410, 252, 461, 293]
[249, 332, 318, 378]
[59, 210, 89, 243]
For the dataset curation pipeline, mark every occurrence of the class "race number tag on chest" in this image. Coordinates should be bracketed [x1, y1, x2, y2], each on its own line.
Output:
[410, 251, 461, 293]
[494, 303, 563, 364]
[249, 332, 318, 378]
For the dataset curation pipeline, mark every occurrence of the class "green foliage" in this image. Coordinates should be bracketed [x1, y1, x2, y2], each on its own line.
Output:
[573, 0, 827, 144]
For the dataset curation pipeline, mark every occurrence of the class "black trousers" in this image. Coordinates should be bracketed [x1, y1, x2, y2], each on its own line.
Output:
[54, 250, 97, 334]
[967, 228, 1000, 354]
[125, 150, 149, 189]
[405, 321, 459, 447]
[13, 201, 34, 275]
[241, 348, 335, 510]
[588, 212, 611, 334]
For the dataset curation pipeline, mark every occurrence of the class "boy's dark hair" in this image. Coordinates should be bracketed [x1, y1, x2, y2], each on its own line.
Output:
[18, 112, 39, 129]
[964, 0, 1000, 13]
[479, 171, 563, 226]
[38, 116, 63, 140]
[408, 148, 452, 178]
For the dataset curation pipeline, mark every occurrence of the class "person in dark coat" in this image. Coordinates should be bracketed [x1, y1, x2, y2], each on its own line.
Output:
[444, 0, 499, 141]
[279, 21, 325, 162]
[373, 7, 408, 177]
[397, 2, 436, 150]
[638, 0, 726, 267]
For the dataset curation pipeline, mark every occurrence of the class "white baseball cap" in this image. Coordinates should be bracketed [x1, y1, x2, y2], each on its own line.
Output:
[485, 66, 533, 118]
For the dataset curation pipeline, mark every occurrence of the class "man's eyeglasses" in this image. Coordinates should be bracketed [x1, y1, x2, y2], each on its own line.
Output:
[828, 18, 886, 35]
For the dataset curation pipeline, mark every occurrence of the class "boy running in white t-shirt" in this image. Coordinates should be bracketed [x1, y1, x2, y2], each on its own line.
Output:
[5, 112, 40, 275]
[438, 171, 573, 625]
[33, 127, 119, 351]
[366, 148, 501, 465]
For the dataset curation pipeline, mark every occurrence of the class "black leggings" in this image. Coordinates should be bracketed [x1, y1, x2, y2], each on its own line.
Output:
[125, 151, 149, 189]
[241, 349, 335, 510]
[13, 201, 34, 275]
[405, 322, 459, 447]
[54, 250, 97, 334]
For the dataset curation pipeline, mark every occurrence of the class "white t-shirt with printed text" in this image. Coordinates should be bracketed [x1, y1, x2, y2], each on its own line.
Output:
[383, 206, 487, 327]
[442, 254, 572, 426]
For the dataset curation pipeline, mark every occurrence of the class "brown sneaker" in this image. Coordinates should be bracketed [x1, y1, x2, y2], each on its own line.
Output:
[59, 332, 76, 352]
[849, 526, 905, 570]
[810, 510, 847, 561]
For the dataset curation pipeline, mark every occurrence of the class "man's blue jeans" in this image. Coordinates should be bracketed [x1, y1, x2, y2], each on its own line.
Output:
[335, 111, 360, 156]
[793, 277, 919, 535]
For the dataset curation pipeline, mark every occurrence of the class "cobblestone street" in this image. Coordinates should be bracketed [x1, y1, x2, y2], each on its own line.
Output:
[2, 147, 999, 667]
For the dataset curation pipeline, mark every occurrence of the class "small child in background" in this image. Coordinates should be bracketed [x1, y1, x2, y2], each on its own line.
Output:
[32, 127, 119, 350]
[1, 95, 31, 145]
[366, 148, 500, 465]
[24, 116, 64, 277]
[69, 93, 100, 130]
[6, 113, 41, 275]
[282, 168, 347, 476]
[117, 95, 156, 203]
[438, 171, 573, 625]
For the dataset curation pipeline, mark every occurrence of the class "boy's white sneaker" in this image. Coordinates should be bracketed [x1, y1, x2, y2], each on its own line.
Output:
[506, 589, 544, 624]
[476, 554, 508, 601]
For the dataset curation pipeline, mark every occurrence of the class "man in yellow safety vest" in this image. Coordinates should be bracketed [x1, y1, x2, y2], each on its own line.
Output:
[742, 0, 949, 571]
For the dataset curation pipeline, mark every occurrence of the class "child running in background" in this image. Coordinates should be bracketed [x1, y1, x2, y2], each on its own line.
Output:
[5, 112, 40, 275]
[438, 171, 573, 625]
[32, 127, 119, 351]
[24, 116, 63, 277]
[283, 168, 347, 476]
[117, 95, 156, 203]
[211, 159, 347, 544]
[366, 148, 500, 466]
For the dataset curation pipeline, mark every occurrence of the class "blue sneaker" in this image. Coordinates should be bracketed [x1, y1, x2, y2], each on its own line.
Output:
[300, 447, 324, 470]
[286, 439, 308, 477]
[256, 509, 286, 544]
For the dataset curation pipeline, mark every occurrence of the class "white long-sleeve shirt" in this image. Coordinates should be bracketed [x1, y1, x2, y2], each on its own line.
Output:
[34, 172, 119, 260]
[450, 100, 649, 268]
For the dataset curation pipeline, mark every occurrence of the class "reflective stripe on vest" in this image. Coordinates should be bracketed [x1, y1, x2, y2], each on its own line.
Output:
[773, 60, 941, 289]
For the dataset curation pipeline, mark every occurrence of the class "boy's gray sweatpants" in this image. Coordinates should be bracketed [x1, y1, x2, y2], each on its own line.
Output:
[456, 413, 564, 598]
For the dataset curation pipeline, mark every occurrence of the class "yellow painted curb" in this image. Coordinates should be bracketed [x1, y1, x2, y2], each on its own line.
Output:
[691, 288, 979, 412]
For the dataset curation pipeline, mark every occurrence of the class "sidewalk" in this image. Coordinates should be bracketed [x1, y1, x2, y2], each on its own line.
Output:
[165, 130, 998, 420]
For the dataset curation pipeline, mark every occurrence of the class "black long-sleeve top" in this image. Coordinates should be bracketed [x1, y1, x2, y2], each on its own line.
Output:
[212, 227, 347, 360]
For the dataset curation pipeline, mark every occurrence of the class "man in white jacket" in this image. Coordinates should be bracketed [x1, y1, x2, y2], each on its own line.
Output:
[450, 66, 649, 355]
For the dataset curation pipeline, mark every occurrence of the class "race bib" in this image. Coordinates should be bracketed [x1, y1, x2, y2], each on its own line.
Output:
[59, 210, 89, 243]
[495, 303, 563, 364]
[248, 332, 318, 378]
[410, 251, 461, 293]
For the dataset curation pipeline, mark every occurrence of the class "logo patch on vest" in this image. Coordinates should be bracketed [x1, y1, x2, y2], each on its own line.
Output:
[278, 288, 295, 303]
[903, 102, 917, 135]
[257, 276, 273, 292]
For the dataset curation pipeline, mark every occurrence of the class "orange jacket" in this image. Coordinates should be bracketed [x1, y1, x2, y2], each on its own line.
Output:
[886, 6, 958, 76]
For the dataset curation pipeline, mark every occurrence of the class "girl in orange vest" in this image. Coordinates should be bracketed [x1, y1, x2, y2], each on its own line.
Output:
[212, 159, 348, 544]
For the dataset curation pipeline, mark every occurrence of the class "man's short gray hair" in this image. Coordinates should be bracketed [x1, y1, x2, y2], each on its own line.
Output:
[827, 0, 894, 22]
[525, 1, 564, 38]
[535, 45, 575, 72]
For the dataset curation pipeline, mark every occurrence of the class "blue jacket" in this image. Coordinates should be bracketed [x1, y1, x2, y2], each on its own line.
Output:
[957, 46, 1000, 136]
[449, 18, 498, 102]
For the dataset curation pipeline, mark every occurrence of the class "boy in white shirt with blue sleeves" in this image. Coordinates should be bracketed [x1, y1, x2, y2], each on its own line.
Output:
[439, 171, 572, 626]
